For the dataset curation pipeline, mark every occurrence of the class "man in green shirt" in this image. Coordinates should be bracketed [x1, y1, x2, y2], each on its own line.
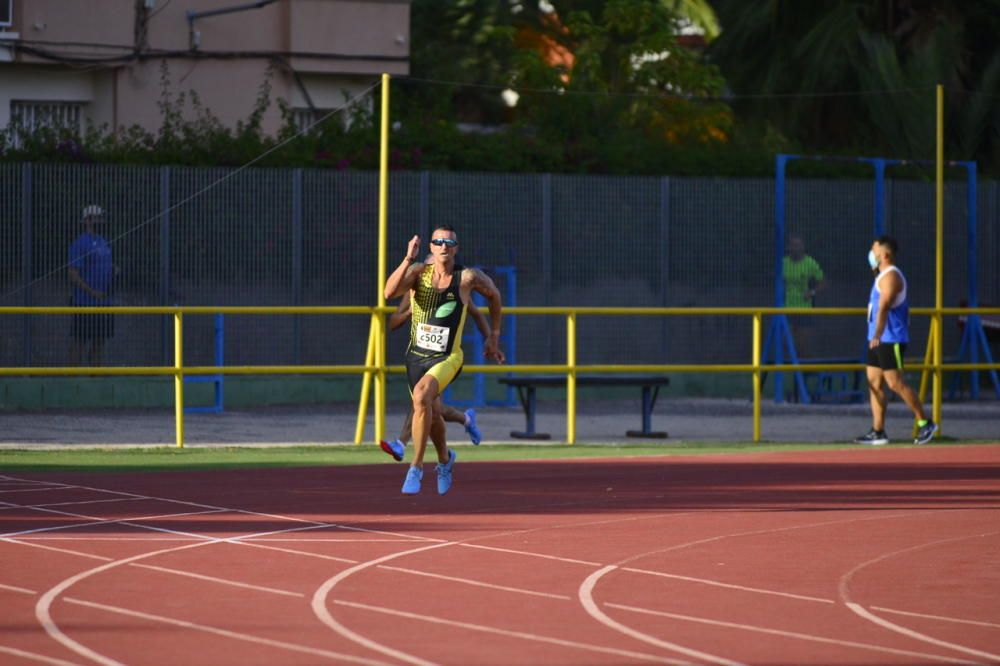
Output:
[783, 235, 827, 358]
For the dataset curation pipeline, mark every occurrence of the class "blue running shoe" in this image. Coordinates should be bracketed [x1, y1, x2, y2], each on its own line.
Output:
[464, 408, 481, 445]
[436, 449, 457, 495]
[914, 420, 938, 445]
[401, 466, 423, 495]
[380, 438, 405, 461]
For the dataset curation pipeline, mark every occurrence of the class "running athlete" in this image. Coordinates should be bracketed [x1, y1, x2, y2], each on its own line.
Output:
[379, 288, 496, 461]
[384, 226, 504, 494]
[854, 236, 938, 445]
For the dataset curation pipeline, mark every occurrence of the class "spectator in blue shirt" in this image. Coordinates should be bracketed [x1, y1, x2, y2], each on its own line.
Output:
[69, 205, 115, 366]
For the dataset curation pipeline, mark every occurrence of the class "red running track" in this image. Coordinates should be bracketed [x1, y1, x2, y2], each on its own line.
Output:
[1, 444, 999, 665]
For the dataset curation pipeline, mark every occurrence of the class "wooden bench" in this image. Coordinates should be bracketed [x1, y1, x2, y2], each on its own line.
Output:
[497, 374, 671, 440]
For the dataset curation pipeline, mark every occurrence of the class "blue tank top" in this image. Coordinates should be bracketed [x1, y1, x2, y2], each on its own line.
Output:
[867, 266, 909, 343]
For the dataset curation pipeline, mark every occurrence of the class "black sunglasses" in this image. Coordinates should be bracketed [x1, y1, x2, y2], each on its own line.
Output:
[430, 238, 458, 247]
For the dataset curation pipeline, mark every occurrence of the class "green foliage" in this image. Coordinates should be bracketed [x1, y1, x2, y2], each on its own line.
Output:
[708, 0, 1000, 174]
[6, 2, 994, 177]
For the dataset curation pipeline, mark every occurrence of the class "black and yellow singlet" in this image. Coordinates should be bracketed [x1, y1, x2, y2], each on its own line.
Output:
[404, 264, 468, 390]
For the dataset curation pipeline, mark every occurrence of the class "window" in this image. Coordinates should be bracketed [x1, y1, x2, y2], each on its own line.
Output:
[9, 100, 84, 144]
[0, 0, 12, 28]
[291, 107, 321, 132]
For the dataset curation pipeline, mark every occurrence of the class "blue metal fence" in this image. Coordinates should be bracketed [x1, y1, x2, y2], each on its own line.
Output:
[1, 164, 996, 400]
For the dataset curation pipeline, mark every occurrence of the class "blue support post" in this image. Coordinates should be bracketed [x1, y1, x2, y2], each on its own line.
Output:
[764, 155, 810, 403]
[872, 159, 886, 236]
[948, 162, 1000, 399]
[184, 313, 224, 413]
[159, 167, 171, 365]
[444, 265, 518, 408]
[292, 169, 303, 364]
[21, 164, 32, 365]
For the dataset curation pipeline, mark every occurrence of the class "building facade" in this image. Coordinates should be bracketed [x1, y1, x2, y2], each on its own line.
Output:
[0, 0, 410, 138]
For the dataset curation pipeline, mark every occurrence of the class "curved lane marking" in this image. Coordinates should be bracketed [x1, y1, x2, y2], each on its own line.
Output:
[64, 598, 390, 666]
[605, 602, 965, 663]
[335, 599, 686, 665]
[33, 518, 381, 666]
[580, 565, 745, 666]
[311, 542, 453, 666]
[839, 529, 1000, 663]
[575, 509, 971, 666]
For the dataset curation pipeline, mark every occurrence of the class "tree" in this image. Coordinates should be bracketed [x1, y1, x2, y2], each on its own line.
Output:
[707, 0, 1000, 172]
[403, 0, 731, 173]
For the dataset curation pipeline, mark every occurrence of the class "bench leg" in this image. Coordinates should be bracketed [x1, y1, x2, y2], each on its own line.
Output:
[626, 386, 667, 438]
[510, 386, 551, 440]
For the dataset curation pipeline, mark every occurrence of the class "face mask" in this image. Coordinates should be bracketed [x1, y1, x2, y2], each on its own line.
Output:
[868, 250, 879, 270]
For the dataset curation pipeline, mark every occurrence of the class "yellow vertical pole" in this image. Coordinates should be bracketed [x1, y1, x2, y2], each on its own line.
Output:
[566, 312, 577, 445]
[914, 317, 936, 438]
[917, 317, 935, 403]
[375, 311, 386, 443]
[752, 312, 762, 443]
[933, 83, 944, 434]
[354, 321, 376, 444]
[375, 73, 391, 445]
[174, 311, 184, 448]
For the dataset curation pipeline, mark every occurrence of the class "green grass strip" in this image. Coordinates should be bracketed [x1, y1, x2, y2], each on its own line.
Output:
[0, 440, 977, 473]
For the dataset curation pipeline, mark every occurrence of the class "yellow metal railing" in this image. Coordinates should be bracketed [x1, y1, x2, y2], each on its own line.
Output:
[3, 305, 998, 447]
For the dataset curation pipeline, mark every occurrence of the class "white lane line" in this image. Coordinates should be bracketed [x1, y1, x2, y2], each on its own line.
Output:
[32, 519, 365, 666]
[621, 567, 835, 604]
[0, 476, 333, 528]
[128, 563, 305, 598]
[312, 542, 454, 666]
[458, 543, 602, 566]
[232, 539, 359, 564]
[64, 597, 391, 666]
[36, 541, 211, 666]
[0, 507, 226, 539]
[839, 529, 1000, 663]
[0, 498, 139, 511]
[334, 599, 685, 665]
[2, 537, 114, 562]
[5, 535, 307, 599]
[872, 606, 1000, 630]
[15, 536, 204, 542]
[0, 644, 82, 666]
[225, 523, 348, 543]
[1, 474, 439, 543]
[0, 581, 37, 594]
[605, 602, 966, 664]
[0, 487, 71, 494]
[246, 538, 424, 543]
[376, 565, 572, 601]
[580, 565, 744, 666]
[845, 604, 992, 663]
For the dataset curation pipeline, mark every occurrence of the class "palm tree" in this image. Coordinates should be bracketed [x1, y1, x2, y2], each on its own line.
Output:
[708, 0, 1000, 171]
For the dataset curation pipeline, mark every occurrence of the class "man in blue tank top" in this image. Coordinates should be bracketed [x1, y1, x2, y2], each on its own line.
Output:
[854, 236, 938, 445]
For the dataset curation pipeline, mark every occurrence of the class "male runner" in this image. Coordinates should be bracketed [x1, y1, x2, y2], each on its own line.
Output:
[384, 225, 504, 494]
[854, 236, 938, 445]
[379, 289, 496, 461]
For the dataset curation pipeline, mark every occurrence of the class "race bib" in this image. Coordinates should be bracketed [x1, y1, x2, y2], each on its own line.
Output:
[416, 323, 450, 352]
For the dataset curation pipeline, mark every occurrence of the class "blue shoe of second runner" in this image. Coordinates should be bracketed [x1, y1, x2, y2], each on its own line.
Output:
[464, 408, 481, 445]
[436, 449, 457, 495]
[914, 420, 938, 445]
[380, 438, 405, 461]
[401, 466, 423, 495]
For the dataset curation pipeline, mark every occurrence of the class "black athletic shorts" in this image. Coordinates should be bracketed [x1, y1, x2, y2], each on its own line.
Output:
[71, 312, 115, 340]
[867, 342, 906, 371]
[405, 350, 463, 392]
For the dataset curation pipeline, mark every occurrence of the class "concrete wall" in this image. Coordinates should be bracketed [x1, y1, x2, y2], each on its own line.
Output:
[1, 0, 408, 135]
